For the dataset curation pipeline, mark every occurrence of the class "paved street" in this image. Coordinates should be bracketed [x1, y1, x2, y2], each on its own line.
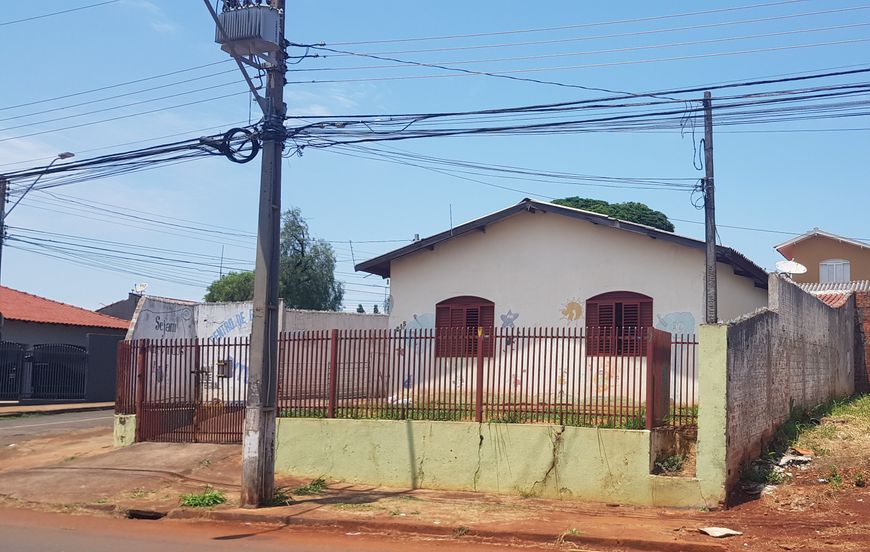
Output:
[0, 410, 113, 443]
[0, 508, 543, 552]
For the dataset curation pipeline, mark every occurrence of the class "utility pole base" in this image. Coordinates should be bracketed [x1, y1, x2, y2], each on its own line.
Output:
[240, 406, 276, 507]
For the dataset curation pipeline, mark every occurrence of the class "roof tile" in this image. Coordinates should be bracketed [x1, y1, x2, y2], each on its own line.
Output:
[0, 286, 129, 330]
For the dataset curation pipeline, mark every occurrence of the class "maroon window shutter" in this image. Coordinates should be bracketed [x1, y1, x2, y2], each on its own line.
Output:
[434, 296, 496, 358]
[640, 301, 653, 330]
[480, 304, 495, 356]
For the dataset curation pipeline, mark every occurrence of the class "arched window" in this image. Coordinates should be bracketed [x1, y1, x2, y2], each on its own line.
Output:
[435, 296, 495, 357]
[586, 291, 652, 356]
[820, 259, 850, 283]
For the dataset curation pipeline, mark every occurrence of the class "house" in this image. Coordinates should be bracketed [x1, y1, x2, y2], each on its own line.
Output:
[775, 228, 870, 284]
[97, 290, 146, 321]
[0, 286, 128, 347]
[356, 198, 769, 338]
[0, 286, 129, 403]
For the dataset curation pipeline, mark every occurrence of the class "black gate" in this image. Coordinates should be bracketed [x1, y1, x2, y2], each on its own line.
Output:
[0, 342, 25, 400]
[29, 344, 88, 401]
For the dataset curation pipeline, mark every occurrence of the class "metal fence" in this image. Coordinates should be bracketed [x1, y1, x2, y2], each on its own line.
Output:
[0, 342, 88, 402]
[118, 328, 698, 443]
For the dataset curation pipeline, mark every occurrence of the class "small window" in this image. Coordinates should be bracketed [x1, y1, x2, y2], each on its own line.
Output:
[820, 259, 850, 283]
[586, 292, 652, 356]
[435, 296, 495, 357]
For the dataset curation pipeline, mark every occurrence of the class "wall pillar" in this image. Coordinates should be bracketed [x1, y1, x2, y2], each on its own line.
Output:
[695, 324, 728, 507]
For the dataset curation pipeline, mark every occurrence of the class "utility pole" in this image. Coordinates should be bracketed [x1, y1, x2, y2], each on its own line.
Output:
[205, 0, 287, 507]
[0, 177, 7, 289]
[242, 1, 286, 508]
[703, 91, 717, 324]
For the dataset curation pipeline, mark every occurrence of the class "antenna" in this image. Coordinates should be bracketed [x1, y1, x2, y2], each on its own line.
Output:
[775, 260, 807, 276]
[132, 282, 149, 294]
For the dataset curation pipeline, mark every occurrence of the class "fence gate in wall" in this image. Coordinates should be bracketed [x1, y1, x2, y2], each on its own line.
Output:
[119, 339, 247, 444]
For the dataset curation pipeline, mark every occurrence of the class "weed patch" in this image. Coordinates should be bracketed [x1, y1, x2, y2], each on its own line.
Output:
[180, 486, 226, 508]
[293, 477, 327, 496]
[653, 454, 686, 475]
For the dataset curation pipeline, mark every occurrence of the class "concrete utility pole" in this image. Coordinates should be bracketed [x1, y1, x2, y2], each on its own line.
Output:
[703, 91, 718, 324]
[205, 0, 287, 507]
[242, 1, 286, 508]
[0, 177, 7, 289]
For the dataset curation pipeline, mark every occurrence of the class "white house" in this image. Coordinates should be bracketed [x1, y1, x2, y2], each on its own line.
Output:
[356, 198, 768, 337]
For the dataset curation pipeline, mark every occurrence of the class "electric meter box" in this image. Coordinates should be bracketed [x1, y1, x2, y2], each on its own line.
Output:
[215, 5, 281, 57]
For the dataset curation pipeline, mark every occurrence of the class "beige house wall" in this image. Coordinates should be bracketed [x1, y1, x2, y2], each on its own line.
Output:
[784, 235, 870, 284]
[388, 210, 767, 333]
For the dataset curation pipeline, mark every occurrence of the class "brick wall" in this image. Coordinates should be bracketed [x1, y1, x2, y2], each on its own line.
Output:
[857, 291, 870, 393]
[723, 275, 855, 490]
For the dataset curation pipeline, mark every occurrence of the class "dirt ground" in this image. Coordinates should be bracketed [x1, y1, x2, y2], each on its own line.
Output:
[0, 399, 868, 551]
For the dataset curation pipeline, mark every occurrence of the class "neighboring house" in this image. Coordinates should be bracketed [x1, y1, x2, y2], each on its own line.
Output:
[97, 291, 145, 321]
[356, 198, 769, 339]
[0, 286, 128, 347]
[775, 228, 870, 284]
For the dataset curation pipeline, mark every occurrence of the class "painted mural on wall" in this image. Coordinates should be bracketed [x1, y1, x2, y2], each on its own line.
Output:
[654, 312, 696, 335]
[197, 305, 256, 340]
[129, 297, 196, 340]
[560, 298, 584, 324]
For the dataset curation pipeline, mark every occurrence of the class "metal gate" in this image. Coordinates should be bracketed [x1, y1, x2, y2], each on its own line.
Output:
[0, 342, 24, 400]
[30, 344, 88, 401]
[128, 339, 247, 444]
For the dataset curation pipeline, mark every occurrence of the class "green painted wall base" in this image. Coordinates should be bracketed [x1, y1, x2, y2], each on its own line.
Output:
[275, 418, 712, 508]
[113, 414, 136, 447]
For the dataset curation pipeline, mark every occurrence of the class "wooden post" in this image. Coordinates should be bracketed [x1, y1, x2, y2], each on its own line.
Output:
[475, 328, 485, 423]
[134, 341, 147, 441]
[327, 329, 339, 418]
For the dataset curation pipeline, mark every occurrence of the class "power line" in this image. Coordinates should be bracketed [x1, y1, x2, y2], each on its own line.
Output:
[0, 60, 233, 112]
[304, 21, 870, 73]
[328, 4, 870, 57]
[0, 0, 119, 27]
[327, 0, 811, 46]
[288, 37, 870, 86]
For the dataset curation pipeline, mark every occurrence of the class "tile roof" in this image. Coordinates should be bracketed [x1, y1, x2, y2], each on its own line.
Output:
[356, 198, 769, 288]
[813, 292, 851, 309]
[799, 280, 870, 293]
[0, 286, 129, 330]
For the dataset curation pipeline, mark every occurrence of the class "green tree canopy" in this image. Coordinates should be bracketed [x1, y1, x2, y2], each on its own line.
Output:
[356, 304, 365, 313]
[204, 208, 344, 310]
[552, 197, 675, 232]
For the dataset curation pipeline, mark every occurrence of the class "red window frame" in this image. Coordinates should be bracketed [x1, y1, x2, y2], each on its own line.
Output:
[435, 296, 495, 358]
[585, 291, 652, 356]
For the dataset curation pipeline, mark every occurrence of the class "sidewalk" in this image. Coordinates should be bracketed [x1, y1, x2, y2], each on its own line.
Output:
[0, 434, 866, 551]
[0, 402, 114, 417]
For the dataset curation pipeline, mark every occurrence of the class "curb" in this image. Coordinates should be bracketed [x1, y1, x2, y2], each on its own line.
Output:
[166, 508, 727, 552]
[0, 405, 115, 418]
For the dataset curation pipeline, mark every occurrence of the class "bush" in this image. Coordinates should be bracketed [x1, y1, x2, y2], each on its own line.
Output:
[180, 486, 226, 508]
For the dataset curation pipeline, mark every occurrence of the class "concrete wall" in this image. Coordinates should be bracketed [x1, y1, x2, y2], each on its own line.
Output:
[284, 309, 388, 331]
[275, 418, 708, 507]
[722, 275, 855, 490]
[128, 296, 387, 340]
[856, 292, 870, 393]
[785, 235, 870, 284]
[2, 320, 126, 347]
[388, 210, 767, 335]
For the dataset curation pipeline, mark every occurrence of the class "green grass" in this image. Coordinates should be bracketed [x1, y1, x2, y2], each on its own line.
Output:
[293, 477, 327, 496]
[653, 454, 686, 475]
[180, 486, 226, 508]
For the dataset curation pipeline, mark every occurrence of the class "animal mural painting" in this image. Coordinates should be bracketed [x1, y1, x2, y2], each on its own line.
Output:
[654, 312, 696, 335]
[560, 299, 583, 323]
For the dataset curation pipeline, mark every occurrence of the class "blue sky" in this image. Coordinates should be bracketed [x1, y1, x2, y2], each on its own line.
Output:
[2, 0, 869, 311]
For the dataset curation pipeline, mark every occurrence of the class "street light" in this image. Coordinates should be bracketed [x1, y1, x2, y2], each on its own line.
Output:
[5, 151, 75, 217]
[0, 151, 76, 288]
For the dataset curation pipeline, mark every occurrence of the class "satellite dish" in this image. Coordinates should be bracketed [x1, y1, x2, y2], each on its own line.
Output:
[775, 260, 807, 275]
[133, 283, 149, 294]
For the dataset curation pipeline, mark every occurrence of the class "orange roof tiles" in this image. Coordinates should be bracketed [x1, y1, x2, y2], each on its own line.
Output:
[814, 292, 850, 309]
[0, 286, 129, 330]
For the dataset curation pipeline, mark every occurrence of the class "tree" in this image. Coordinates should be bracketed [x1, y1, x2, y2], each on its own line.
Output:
[552, 197, 675, 232]
[356, 304, 365, 313]
[204, 208, 345, 310]
[204, 271, 254, 302]
[372, 304, 380, 314]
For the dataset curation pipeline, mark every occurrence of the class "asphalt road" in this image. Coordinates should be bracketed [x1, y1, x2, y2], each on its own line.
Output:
[0, 410, 113, 442]
[0, 509, 544, 552]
